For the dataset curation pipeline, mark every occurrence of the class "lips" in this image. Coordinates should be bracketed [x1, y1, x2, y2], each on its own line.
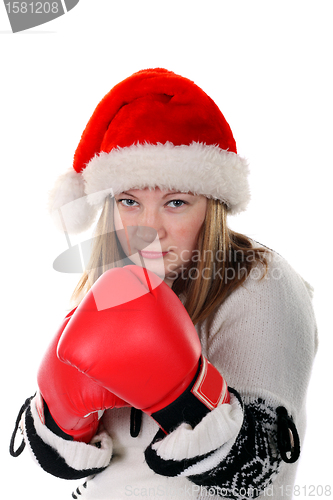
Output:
[138, 250, 169, 259]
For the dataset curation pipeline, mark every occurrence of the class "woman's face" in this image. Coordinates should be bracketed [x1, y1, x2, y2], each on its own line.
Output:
[113, 188, 207, 287]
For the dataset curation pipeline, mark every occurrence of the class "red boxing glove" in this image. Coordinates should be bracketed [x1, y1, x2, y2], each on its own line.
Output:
[37, 309, 128, 443]
[58, 266, 229, 433]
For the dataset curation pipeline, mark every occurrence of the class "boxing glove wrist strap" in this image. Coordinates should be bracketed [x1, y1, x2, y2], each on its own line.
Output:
[36, 394, 74, 441]
[44, 402, 74, 441]
[151, 356, 230, 434]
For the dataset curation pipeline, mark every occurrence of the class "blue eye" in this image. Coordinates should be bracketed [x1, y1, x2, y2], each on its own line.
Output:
[119, 199, 138, 207]
[167, 200, 186, 208]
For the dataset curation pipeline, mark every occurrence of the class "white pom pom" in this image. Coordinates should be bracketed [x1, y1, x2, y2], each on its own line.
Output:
[48, 169, 98, 234]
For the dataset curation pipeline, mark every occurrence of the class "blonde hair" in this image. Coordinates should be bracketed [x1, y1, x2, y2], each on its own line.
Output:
[172, 199, 268, 324]
[71, 196, 268, 324]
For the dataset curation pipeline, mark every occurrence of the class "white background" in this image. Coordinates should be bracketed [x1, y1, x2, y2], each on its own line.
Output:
[1, 1, 332, 499]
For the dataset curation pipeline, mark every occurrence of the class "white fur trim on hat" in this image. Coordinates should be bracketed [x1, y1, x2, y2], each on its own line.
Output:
[84, 142, 250, 211]
[49, 142, 250, 234]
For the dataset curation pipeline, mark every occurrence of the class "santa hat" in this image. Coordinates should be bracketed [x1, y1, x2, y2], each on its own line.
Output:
[49, 68, 250, 234]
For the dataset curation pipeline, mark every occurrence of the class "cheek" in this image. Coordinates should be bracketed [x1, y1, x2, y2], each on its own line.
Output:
[188, 207, 206, 242]
[172, 216, 204, 253]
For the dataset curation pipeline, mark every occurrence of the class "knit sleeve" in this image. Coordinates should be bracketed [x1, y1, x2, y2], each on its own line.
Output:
[145, 251, 317, 498]
[11, 394, 113, 480]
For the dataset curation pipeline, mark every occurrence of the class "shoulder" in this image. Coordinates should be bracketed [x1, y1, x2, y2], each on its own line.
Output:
[251, 247, 314, 309]
[198, 246, 317, 411]
[210, 246, 316, 331]
[198, 246, 318, 376]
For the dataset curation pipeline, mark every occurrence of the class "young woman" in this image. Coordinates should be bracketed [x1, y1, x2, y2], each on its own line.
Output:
[11, 68, 317, 499]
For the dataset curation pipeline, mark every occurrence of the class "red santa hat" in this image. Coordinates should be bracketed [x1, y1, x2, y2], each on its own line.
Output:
[49, 68, 250, 234]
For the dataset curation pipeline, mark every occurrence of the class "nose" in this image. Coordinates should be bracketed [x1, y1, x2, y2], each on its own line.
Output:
[135, 209, 166, 243]
[135, 226, 157, 244]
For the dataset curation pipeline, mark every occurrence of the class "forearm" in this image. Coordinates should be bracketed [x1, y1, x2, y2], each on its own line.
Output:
[12, 394, 113, 480]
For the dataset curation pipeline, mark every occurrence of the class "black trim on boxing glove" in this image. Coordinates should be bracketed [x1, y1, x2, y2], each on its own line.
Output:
[43, 400, 73, 441]
[151, 356, 229, 434]
[151, 361, 209, 433]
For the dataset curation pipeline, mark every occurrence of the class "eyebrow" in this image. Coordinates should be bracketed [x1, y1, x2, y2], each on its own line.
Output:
[118, 191, 194, 199]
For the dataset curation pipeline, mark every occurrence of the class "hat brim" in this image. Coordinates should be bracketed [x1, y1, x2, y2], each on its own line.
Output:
[84, 142, 250, 214]
[49, 142, 250, 234]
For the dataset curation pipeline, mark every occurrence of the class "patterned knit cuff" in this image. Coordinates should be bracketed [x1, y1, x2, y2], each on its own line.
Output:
[21, 395, 113, 480]
[145, 390, 243, 477]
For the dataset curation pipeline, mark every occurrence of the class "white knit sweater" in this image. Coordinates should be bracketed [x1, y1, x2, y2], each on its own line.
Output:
[20, 249, 317, 499]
